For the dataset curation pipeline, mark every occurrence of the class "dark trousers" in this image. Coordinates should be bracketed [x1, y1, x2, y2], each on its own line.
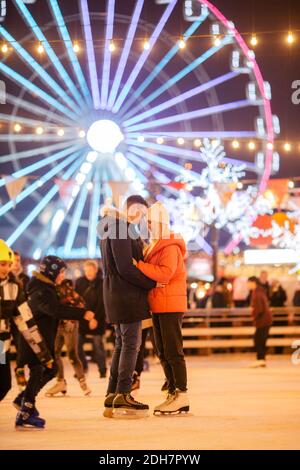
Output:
[107, 321, 142, 394]
[0, 353, 11, 401]
[23, 362, 57, 404]
[78, 334, 107, 375]
[152, 313, 187, 393]
[135, 328, 150, 376]
[254, 326, 270, 360]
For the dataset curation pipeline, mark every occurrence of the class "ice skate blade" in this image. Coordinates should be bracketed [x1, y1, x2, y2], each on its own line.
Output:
[45, 391, 67, 397]
[15, 425, 45, 431]
[103, 407, 113, 418]
[113, 408, 150, 419]
[154, 406, 190, 416]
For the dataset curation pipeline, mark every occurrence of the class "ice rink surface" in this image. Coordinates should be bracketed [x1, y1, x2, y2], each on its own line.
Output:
[1, 355, 300, 450]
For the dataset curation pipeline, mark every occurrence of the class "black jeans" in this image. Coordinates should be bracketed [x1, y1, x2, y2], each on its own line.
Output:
[254, 326, 270, 360]
[0, 354, 11, 401]
[107, 321, 142, 394]
[152, 313, 187, 393]
[23, 363, 57, 404]
[135, 328, 150, 376]
[78, 334, 107, 375]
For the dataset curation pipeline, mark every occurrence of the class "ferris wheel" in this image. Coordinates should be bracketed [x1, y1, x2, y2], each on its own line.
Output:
[0, 0, 279, 259]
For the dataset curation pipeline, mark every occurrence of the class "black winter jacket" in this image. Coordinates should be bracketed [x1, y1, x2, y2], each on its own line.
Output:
[75, 272, 106, 335]
[98, 211, 156, 324]
[19, 273, 86, 365]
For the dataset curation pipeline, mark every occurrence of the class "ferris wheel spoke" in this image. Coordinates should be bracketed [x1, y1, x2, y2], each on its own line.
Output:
[5, 93, 76, 127]
[87, 168, 102, 258]
[128, 146, 196, 177]
[79, 0, 100, 110]
[0, 143, 83, 188]
[13, 0, 86, 109]
[125, 99, 255, 133]
[1, 141, 79, 164]
[0, 25, 81, 115]
[0, 134, 79, 143]
[123, 71, 239, 127]
[0, 62, 78, 121]
[48, 0, 92, 107]
[127, 131, 258, 139]
[127, 139, 256, 170]
[107, 0, 144, 110]
[0, 113, 72, 132]
[119, 13, 208, 119]
[112, 0, 177, 114]
[0, 151, 81, 218]
[6, 155, 84, 246]
[64, 168, 93, 257]
[121, 36, 233, 121]
[100, 0, 116, 109]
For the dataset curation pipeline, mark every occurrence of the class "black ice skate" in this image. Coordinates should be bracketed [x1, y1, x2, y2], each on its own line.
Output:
[103, 393, 117, 418]
[112, 393, 149, 418]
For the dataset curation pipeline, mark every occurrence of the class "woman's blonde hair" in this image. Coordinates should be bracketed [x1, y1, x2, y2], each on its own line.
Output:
[148, 202, 170, 239]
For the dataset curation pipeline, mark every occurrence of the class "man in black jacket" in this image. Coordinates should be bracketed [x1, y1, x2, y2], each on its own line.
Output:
[98, 195, 156, 417]
[76, 260, 107, 378]
[14, 256, 95, 429]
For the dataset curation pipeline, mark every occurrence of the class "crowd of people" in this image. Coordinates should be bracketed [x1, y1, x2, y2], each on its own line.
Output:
[0, 195, 189, 429]
[1, 195, 299, 429]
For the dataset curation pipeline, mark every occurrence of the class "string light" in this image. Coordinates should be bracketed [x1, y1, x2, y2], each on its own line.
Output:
[37, 43, 44, 54]
[177, 137, 185, 145]
[143, 40, 150, 50]
[109, 41, 116, 52]
[288, 180, 295, 189]
[232, 140, 240, 149]
[248, 141, 256, 150]
[284, 142, 291, 151]
[36, 126, 44, 135]
[267, 142, 274, 150]
[237, 182, 244, 189]
[287, 32, 295, 44]
[79, 129, 86, 138]
[57, 128, 65, 137]
[137, 136, 144, 143]
[13, 123, 22, 133]
[73, 42, 80, 53]
[1, 43, 8, 53]
[156, 137, 164, 144]
[194, 139, 202, 147]
[214, 36, 221, 47]
[250, 35, 258, 46]
[178, 38, 186, 49]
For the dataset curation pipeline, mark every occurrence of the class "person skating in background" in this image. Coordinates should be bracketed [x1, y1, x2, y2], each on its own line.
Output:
[0, 240, 53, 404]
[293, 282, 300, 307]
[134, 202, 189, 415]
[10, 251, 30, 391]
[99, 195, 157, 418]
[45, 279, 93, 397]
[247, 276, 273, 368]
[14, 256, 96, 429]
[75, 260, 107, 379]
[269, 279, 287, 307]
[232, 276, 249, 308]
[259, 270, 271, 300]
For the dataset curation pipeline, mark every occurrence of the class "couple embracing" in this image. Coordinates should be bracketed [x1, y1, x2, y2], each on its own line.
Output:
[98, 195, 189, 418]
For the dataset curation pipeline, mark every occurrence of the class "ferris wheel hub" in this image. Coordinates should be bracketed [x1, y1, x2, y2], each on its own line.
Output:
[86, 119, 124, 154]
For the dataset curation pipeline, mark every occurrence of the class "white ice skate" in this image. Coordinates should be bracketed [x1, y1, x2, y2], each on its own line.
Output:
[79, 378, 91, 396]
[248, 360, 267, 368]
[45, 379, 67, 397]
[154, 390, 189, 415]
